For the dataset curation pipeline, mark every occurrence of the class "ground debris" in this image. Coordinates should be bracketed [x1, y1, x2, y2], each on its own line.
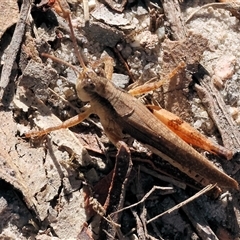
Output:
[19, 59, 58, 101]
[162, 0, 186, 40]
[195, 77, 240, 153]
[82, 21, 125, 48]
[157, 32, 208, 122]
[0, 0, 240, 239]
[92, 4, 130, 26]
[0, 108, 91, 238]
[101, 0, 127, 13]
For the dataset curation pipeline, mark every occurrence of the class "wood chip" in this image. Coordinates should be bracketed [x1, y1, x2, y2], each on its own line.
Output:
[195, 76, 240, 153]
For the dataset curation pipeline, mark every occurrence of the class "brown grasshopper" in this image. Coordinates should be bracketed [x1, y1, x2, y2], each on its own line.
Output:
[26, 1, 238, 190]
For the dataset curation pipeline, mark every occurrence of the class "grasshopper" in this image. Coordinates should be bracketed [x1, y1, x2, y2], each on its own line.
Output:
[26, 0, 238, 190]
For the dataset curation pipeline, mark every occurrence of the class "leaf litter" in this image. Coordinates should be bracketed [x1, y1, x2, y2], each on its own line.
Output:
[0, 0, 240, 239]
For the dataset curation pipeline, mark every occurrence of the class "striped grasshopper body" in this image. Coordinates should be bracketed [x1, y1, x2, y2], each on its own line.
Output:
[75, 70, 238, 190]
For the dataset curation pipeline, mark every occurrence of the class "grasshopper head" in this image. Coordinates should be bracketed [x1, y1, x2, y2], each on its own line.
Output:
[76, 69, 107, 102]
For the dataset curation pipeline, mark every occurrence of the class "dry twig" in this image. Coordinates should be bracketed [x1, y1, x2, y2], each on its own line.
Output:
[0, 0, 32, 102]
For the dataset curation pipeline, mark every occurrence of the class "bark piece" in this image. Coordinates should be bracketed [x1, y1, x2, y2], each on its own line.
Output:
[82, 22, 124, 48]
[19, 59, 58, 102]
[0, 0, 31, 102]
[162, 0, 186, 40]
[195, 76, 240, 153]
[92, 4, 130, 26]
[0, 108, 90, 238]
[159, 32, 208, 121]
[0, 86, 94, 238]
[101, 0, 127, 12]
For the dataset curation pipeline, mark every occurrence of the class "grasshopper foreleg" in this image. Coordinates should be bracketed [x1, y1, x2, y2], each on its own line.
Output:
[25, 107, 93, 138]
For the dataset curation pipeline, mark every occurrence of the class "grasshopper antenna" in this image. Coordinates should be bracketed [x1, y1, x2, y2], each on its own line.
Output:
[66, 14, 88, 71]
[53, 0, 88, 71]
[41, 53, 80, 74]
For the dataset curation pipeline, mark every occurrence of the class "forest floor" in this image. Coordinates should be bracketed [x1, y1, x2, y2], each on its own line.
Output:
[0, 0, 240, 239]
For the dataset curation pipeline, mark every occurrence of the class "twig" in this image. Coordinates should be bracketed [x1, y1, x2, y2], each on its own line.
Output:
[82, 0, 89, 22]
[186, 2, 240, 23]
[172, 189, 220, 240]
[110, 185, 174, 217]
[0, 0, 32, 100]
[113, 47, 135, 83]
[147, 184, 216, 224]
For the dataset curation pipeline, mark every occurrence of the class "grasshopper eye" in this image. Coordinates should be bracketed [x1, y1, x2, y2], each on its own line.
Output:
[83, 78, 96, 92]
